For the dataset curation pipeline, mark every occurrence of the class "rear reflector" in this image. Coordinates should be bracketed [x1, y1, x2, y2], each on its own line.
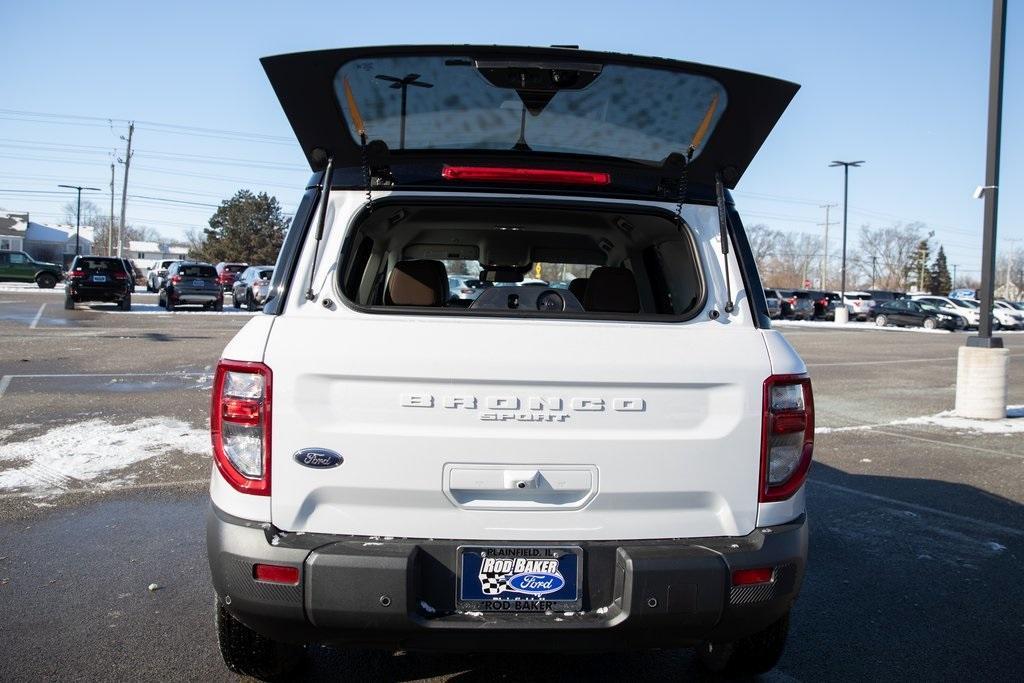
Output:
[732, 567, 774, 585]
[253, 563, 299, 585]
[442, 165, 611, 185]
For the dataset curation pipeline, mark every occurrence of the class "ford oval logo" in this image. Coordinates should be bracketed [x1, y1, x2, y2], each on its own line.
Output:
[505, 572, 565, 596]
[293, 448, 343, 469]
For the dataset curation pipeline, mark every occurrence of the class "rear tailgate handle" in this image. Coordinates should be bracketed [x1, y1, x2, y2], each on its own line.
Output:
[444, 464, 598, 511]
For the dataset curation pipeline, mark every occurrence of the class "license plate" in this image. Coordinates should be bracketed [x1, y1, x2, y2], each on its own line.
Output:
[457, 546, 581, 612]
[92, 275, 106, 283]
[192, 280, 204, 287]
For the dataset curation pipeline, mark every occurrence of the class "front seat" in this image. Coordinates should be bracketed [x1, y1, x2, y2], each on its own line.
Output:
[583, 266, 640, 313]
[568, 277, 589, 303]
[385, 259, 449, 306]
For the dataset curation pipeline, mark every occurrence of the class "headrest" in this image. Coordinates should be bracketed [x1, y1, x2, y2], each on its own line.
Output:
[583, 267, 640, 313]
[385, 259, 449, 306]
[568, 277, 589, 302]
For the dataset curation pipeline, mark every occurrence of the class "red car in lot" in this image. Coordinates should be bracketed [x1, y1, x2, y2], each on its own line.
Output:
[215, 262, 248, 292]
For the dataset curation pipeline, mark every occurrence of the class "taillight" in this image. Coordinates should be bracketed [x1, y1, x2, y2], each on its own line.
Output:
[69, 269, 85, 279]
[760, 375, 814, 502]
[211, 360, 272, 496]
[170, 275, 182, 284]
[112, 271, 127, 280]
[442, 165, 611, 185]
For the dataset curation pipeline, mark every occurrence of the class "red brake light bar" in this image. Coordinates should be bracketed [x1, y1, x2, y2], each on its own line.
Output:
[442, 165, 611, 186]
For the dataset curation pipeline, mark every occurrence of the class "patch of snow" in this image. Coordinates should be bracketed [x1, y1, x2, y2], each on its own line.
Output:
[0, 283, 66, 293]
[859, 458, 872, 463]
[103, 304, 257, 316]
[817, 406, 1024, 435]
[419, 601, 436, 614]
[463, 611, 483, 617]
[0, 418, 209, 492]
[986, 541, 1007, 552]
[595, 606, 609, 615]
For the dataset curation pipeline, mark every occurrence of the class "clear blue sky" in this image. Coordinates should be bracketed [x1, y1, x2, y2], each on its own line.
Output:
[1, 0, 1019, 279]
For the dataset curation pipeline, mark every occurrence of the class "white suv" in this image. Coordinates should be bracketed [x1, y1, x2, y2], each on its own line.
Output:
[912, 295, 982, 329]
[206, 45, 812, 679]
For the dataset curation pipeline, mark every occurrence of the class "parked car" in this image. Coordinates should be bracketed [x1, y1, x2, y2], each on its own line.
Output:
[864, 289, 906, 303]
[835, 291, 875, 321]
[763, 288, 782, 319]
[0, 249, 62, 288]
[64, 255, 133, 310]
[790, 288, 831, 321]
[874, 299, 965, 330]
[448, 274, 489, 301]
[973, 299, 1023, 330]
[912, 295, 983, 329]
[772, 288, 798, 318]
[215, 262, 249, 291]
[207, 45, 811, 679]
[159, 261, 223, 311]
[120, 258, 142, 290]
[146, 259, 180, 292]
[231, 266, 275, 310]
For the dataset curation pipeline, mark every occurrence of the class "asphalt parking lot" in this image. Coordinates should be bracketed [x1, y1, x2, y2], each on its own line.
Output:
[1, 286, 1022, 682]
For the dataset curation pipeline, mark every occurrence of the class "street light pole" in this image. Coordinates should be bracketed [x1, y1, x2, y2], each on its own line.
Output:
[971, 0, 1006, 348]
[58, 184, 101, 256]
[829, 160, 864, 305]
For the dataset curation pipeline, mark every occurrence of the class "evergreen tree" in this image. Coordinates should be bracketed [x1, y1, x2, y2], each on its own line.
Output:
[195, 190, 287, 264]
[928, 245, 953, 295]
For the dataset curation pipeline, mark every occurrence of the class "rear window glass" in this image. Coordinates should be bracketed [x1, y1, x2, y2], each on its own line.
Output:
[336, 201, 706, 322]
[179, 265, 217, 278]
[257, 269, 274, 280]
[223, 264, 246, 274]
[335, 56, 727, 163]
[77, 258, 125, 273]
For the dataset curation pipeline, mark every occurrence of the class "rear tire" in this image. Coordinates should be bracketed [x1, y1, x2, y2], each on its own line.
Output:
[923, 317, 937, 330]
[875, 314, 887, 327]
[120, 294, 132, 311]
[36, 273, 57, 289]
[215, 596, 303, 681]
[697, 611, 789, 677]
[64, 294, 74, 310]
[164, 292, 174, 312]
[245, 291, 255, 311]
[232, 293, 241, 309]
[214, 299, 224, 312]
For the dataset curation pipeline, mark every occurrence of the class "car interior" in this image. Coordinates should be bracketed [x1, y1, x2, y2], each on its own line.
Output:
[337, 202, 706, 320]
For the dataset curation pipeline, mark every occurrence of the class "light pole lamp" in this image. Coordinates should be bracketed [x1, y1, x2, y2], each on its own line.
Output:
[375, 73, 433, 150]
[58, 184, 101, 256]
[828, 160, 864, 306]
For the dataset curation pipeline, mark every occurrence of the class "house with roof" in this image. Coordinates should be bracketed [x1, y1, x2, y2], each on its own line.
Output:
[1, 212, 94, 264]
[127, 240, 191, 270]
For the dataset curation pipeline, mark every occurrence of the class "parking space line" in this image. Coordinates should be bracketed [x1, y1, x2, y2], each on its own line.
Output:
[6, 371, 209, 378]
[28, 303, 45, 329]
[0, 375, 10, 400]
[871, 428, 1024, 460]
[809, 478, 1024, 538]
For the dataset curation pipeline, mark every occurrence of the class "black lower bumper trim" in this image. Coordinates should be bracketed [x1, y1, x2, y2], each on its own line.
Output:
[207, 505, 807, 652]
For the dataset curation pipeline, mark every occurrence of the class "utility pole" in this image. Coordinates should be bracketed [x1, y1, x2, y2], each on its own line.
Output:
[108, 163, 115, 256]
[953, 264, 959, 287]
[117, 122, 135, 257]
[818, 203, 837, 288]
[57, 184, 101, 256]
[871, 255, 878, 288]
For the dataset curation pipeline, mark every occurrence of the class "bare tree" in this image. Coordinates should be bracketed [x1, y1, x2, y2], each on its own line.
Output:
[857, 222, 926, 291]
[61, 200, 101, 226]
[760, 232, 822, 288]
[747, 224, 779, 264]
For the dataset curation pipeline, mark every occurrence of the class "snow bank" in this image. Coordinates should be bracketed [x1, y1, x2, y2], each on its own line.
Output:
[0, 418, 209, 492]
[0, 283, 66, 293]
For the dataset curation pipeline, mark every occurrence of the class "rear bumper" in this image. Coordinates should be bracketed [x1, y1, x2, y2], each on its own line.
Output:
[207, 505, 807, 652]
[68, 284, 128, 301]
[170, 290, 221, 303]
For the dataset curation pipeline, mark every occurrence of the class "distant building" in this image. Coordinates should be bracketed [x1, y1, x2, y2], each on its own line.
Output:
[0, 212, 93, 264]
[127, 241, 191, 270]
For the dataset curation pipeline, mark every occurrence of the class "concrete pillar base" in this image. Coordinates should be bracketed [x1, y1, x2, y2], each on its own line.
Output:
[834, 307, 849, 324]
[955, 346, 1009, 419]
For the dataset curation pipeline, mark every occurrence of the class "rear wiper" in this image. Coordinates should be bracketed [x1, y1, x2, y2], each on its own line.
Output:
[714, 170, 735, 314]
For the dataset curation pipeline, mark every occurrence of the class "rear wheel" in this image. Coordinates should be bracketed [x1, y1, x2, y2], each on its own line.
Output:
[923, 317, 937, 330]
[164, 292, 174, 312]
[215, 596, 303, 681]
[64, 294, 74, 310]
[245, 291, 255, 311]
[36, 273, 57, 289]
[214, 299, 224, 312]
[120, 294, 132, 311]
[232, 292, 241, 309]
[875, 314, 887, 327]
[697, 611, 789, 677]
